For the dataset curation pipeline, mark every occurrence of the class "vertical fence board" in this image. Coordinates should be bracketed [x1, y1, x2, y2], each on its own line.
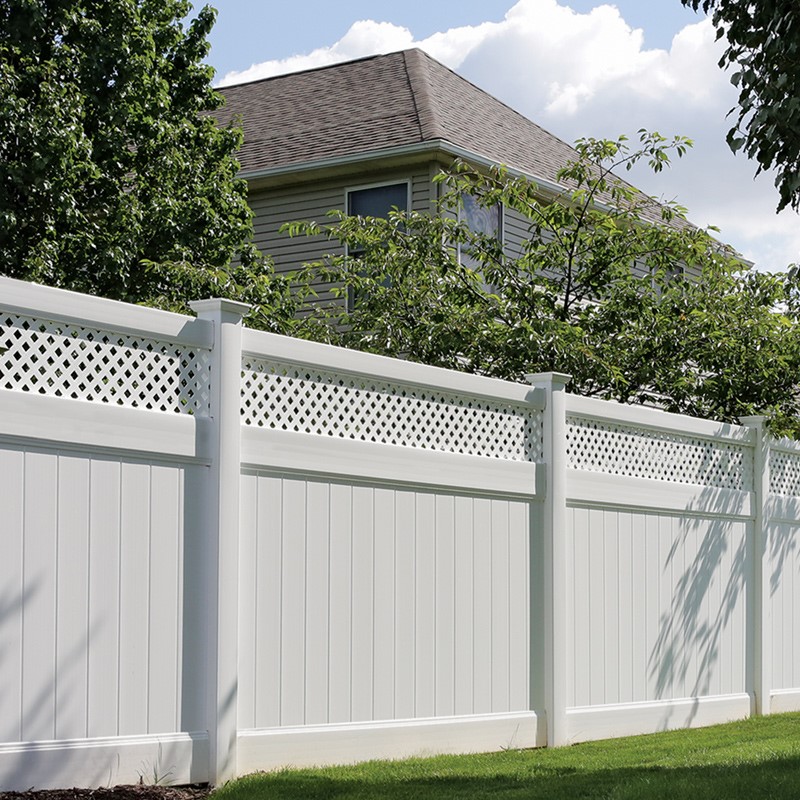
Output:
[87, 459, 121, 738]
[435, 495, 455, 717]
[280, 479, 307, 727]
[472, 498, 492, 715]
[603, 510, 620, 705]
[118, 463, 151, 735]
[394, 490, 416, 719]
[147, 466, 182, 734]
[617, 513, 633, 705]
[454, 496, 474, 716]
[0, 447, 24, 743]
[588, 508, 605, 706]
[509, 500, 530, 712]
[414, 492, 436, 718]
[21, 452, 58, 743]
[350, 485, 374, 722]
[490, 500, 510, 713]
[255, 475, 282, 728]
[305, 481, 330, 725]
[238, 474, 257, 730]
[571, 507, 590, 708]
[55, 456, 90, 741]
[373, 488, 395, 721]
[328, 483, 352, 724]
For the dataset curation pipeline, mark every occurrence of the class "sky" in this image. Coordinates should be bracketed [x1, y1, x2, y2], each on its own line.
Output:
[202, 0, 799, 273]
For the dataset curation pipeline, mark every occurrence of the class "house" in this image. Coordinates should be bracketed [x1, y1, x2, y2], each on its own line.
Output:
[214, 48, 689, 298]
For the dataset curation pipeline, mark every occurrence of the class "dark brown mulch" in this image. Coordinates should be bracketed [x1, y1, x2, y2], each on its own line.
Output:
[0, 785, 212, 800]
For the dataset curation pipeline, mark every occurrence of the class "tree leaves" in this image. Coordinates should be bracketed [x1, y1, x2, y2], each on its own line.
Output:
[681, 0, 800, 212]
[0, 0, 278, 321]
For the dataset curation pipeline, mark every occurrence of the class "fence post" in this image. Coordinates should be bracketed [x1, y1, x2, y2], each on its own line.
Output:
[741, 415, 771, 717]
[189, 299, 250, 783]
[527, 372, 571, 746]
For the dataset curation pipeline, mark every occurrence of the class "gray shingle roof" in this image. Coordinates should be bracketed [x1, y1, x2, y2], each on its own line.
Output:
[215, 48, 582, 184]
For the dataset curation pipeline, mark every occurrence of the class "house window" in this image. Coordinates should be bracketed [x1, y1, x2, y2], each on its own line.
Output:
[458, 193, 502, 270]
[345, 181, 410, 310]
[458, 193, 503, 300]
[347, 182, 409, 219]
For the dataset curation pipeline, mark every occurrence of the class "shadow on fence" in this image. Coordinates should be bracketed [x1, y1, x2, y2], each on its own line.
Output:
[0, 574, 95, 789]
[769, 522, 797, 598]
[648, 484, 787, 723]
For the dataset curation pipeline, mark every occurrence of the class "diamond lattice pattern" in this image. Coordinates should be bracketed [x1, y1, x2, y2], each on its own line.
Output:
[0, 313, 211, 414]
[566, 417, 752, 490]
[242, 358, 543, 461]
[769, 447, 800, 497]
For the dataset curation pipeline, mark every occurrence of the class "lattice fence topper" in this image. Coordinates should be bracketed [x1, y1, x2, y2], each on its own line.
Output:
[0, 313, 211, 414]
[769, 445, 800, 497]
[241, 358, 544, 461]
[566, 416, 753, 490]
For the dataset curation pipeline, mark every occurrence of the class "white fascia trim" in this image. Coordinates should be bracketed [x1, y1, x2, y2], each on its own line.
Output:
[238, 139, 568, 199]
[239, 141, 447, 181]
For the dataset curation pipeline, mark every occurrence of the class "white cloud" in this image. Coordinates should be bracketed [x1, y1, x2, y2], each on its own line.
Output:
[218, 20, 415, 84]
[412, 21, 503, 69]
[218, 0, 800, 271]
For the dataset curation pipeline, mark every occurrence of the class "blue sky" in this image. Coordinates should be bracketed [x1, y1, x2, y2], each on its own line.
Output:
[207, 0, 701, 79]
[201, 0, 799, 273]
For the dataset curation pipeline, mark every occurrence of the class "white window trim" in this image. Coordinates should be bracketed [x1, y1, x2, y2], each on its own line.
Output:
[344, 178, 413, 220]
[343, 179, 412, 311]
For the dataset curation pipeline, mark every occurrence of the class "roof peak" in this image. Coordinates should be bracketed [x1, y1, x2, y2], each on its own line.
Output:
[213, 45, 590, 202]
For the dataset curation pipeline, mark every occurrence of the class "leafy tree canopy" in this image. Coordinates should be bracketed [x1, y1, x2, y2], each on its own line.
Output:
[681, 0, 800, 212]
[286, 132, 800, 434]
[0, 0, 293, 328]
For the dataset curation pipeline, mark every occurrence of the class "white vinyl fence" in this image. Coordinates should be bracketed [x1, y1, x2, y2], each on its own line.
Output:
[0, 275, 798, 790]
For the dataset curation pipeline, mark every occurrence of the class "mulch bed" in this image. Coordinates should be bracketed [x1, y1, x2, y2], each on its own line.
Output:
[0, 786, 213, 800]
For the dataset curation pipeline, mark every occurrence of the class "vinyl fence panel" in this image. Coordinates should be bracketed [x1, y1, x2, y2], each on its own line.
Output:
[2, 275, 800, 789]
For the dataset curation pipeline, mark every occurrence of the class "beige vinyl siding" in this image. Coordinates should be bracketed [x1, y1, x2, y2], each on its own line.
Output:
[250, 183, 344, 275]
[502, 205, 534, 263]
[249, 167, 435, 275]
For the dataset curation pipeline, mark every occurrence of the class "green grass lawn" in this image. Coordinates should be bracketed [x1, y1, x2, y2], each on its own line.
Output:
[215, 713, 800, 800]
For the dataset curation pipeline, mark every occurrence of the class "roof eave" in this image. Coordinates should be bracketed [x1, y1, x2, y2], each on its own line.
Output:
[239, 141, 446, 189]
[237, 139, 569, 198]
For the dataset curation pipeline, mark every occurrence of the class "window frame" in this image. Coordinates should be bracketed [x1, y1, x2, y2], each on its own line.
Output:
[344, 178, 412, 222]
[456, 192, 504, 269]
[343, 178, 412, 311]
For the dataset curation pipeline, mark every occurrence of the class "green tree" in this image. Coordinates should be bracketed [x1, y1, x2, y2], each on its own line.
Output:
[0, 0, 294, 328]
[681, 0, 800, 212]
[287, 132, 800, 432]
